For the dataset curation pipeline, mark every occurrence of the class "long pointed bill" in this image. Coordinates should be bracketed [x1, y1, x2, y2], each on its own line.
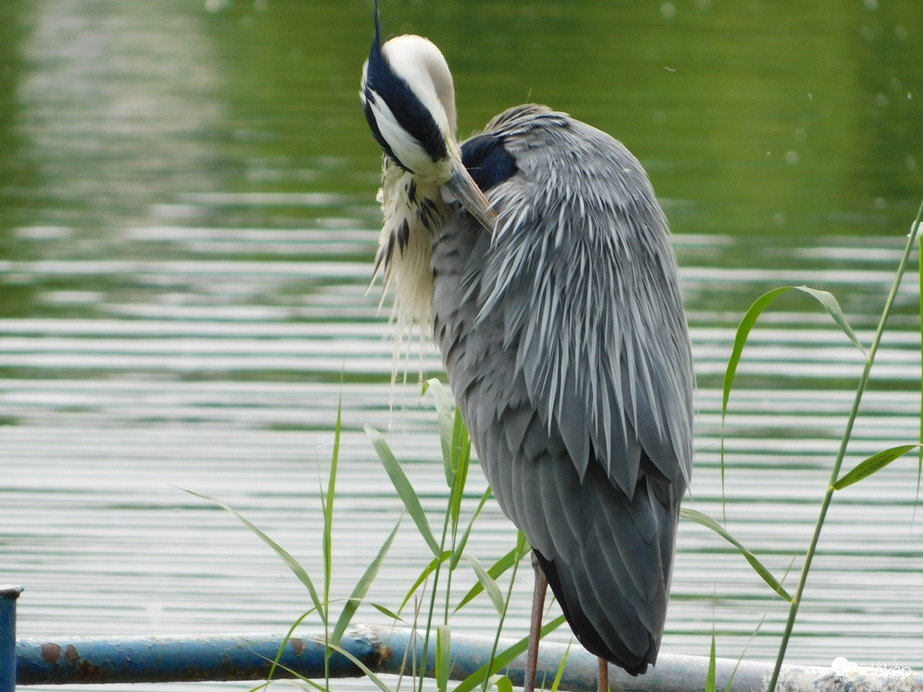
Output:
[445, 156, 497, 234]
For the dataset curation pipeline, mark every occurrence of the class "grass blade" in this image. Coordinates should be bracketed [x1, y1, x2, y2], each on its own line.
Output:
[832, 444, 919, 491]
[182, 488, 326, 623]
[330, 518, 402, 646]
[369, 602, 404, 622]
[436, 624, 451, 692]
[454, 545, 521, 612]
[493, 676, 514, 692]
[466, 554, 506, 615]
[322, 393, 343, 615]
[366, 422, 441, 556]
[723, 285, 864, 417]
[255, 661, 329, 692]
[706, 629, 717, 692]
[260, 609, 317, 686]
[793, 286, 866, 355]
[447, 408, 472, 526]
[424, 377, 457, 484]
[681, 507, 792, 602]
[548, 642, 571, 692]
[768, 204, 923, 691]
[721, 284, 865, 525]
[452, 614, 567, 692]
[451, 488, 492, 571]
[723, 286, 795, 415]
[400, 551, 452, 613]
[326, 642, 394, 692]
[720, 286, 792, 522]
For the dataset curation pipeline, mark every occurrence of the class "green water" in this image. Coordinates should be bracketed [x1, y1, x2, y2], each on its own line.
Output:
[1, 1, 921, 689]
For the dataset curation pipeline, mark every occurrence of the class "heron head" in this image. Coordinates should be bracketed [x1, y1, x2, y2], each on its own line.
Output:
[361, 2, 496, 231]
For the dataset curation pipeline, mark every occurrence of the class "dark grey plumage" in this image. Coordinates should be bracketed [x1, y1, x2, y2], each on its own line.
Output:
[431, 105, 693, 674]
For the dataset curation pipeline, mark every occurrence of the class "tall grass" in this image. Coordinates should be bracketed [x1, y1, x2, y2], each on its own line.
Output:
[717, 199, 923, 691]
[189, 382, 562, 692]
[185, 396, 402, 691]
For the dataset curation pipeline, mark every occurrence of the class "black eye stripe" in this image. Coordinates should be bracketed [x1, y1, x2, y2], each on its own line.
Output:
[363, 37, 448, 166]
[362, 90, 387, 149]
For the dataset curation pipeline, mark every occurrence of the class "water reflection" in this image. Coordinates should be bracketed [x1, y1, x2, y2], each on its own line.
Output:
[1, 0, 921, 690]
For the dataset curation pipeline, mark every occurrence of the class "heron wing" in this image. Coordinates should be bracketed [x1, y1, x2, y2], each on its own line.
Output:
[476, 105, 694, 492]
[433, 105, 694, 672]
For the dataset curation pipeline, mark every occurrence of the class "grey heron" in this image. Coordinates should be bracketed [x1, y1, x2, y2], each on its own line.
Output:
[361, 5, 694, 691]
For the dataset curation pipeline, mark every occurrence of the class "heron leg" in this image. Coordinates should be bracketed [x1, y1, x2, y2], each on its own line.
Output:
[523, 552, 547, 692]
[597, 658, 609, 692]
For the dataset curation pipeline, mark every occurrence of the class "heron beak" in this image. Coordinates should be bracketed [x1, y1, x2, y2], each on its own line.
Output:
[445, 156, 497, 233]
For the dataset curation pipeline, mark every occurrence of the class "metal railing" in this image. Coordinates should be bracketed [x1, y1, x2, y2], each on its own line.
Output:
[4, 586, 920, 691]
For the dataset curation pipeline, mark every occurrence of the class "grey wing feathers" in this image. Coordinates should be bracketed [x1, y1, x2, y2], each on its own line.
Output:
[431, 105, 693, 673]
[478, 106, 693, 492]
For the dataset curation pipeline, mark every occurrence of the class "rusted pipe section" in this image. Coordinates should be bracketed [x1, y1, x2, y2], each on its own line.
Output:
[16, 631, 379, 685]
[15, 624, 923, 691]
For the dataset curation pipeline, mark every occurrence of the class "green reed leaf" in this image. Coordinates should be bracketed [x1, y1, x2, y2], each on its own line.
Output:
[365, 422, 441, 557]
[326, 642, 393, 692]
[452, 614, 567, 692]
[322, 393, 343, 612]
[723, 285, 864, 418]
[706, 629, 717, 692]
[424, 377, 457, 485]
[369, 602, 403, 623]
[548, 641, 570, 692]
[492, 675, 514, 692]
[466, 554, 506, 615]
[451, 488, 492, 571]
[448, 407, 472, 528]
[436, 624, 451, 692]
[454, 545, 520, 612]
[182, 488, 325, 623]
[681, 507, 792, 602]
[832, 444, 919, 490]
[400, 551, 452, 613]
[330, 518, 401, 647]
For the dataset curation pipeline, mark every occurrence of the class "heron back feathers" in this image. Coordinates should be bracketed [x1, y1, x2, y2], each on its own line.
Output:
[470, 105, 693, 493]
[433, 105, 694, 672]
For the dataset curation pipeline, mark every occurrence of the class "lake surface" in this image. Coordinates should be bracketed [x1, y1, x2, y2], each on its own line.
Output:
[1, 1, 922, 690]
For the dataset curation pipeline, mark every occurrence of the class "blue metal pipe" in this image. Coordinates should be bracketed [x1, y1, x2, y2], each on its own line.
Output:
[16, 624, 923, 690]
[16, 631, 375, 685]
[0, 585, 23, 692]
